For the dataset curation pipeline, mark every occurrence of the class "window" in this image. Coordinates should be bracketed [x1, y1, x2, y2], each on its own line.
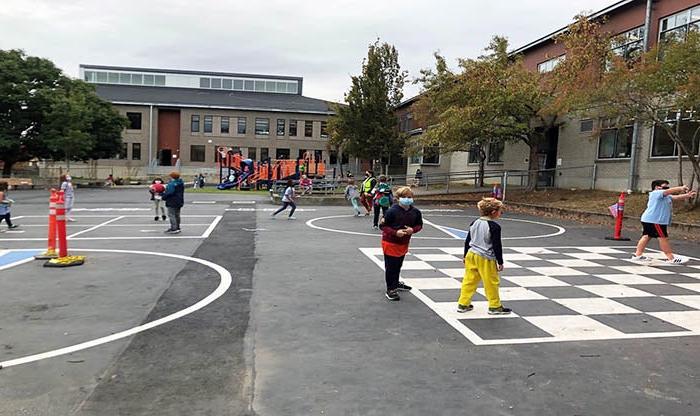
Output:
[223, 79, 232, 89]
[244, 80, 254, 91]
[255, 118, 270, 135]
[260, 147, 269, 161]
[190, 145, 206, 162]
[276, 148, 290, 159]
[108, 72, 119, 83]
[118, 142, 128, 159]
[537, 55, 564, 73]
[487, 141, 504, 163]
[597, 119, 633, 159]
[305, 121, 313, 137]
[276, 119, 286, 136]
[211, 78, 222, 89]
[651, 111, 700, 157]
[126, 112, 142, 130]
[580, 119, 594, 133]
[320, 121, 329, 139]
[237, 117, 247, 134]
[254, 80, 265, 92]
[132, 73, 142, 84]
[289, 120, 298, 136]
[154, 75, 165, 86]
[399, 113, 414, 132]
[468, 145, 482, 164]
[204, 115, 213, 133]
[233, 79, 244, 90]
[248, 147, 257, 160]
[119, 73, 131, 84]
[191, 115, 200, 133]
[131, 143, 141, 160]
[221, 117, 230, 134]
[610, 26, 645, 62]
[421, 146, 440, 164]
[660, 6, 700, 44]
[143, 74, 154, 85]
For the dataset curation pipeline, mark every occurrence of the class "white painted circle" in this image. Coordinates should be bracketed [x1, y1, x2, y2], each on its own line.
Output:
[305, 214, 566, 240]
[0, 248, 232, 369]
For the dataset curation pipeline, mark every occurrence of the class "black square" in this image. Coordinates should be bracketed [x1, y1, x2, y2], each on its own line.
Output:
[554, 275, 615, 285]
[500, 268, 541, 277]
[509, 260, 560, 268]
[613, 297, 695, 312]
[399, 270, 443, 279]
[639, 274, 699, 284]
[503, 300, 578, 316]
[458, 317, 553, 340]
[628, 284, 699, 296]
[446, 284, 486, 301]
[430, 261, 465, 269]
[650, 265, 699, 274]
[530, 253, 577, 260]
[589, 313, 689, 334]
[421, 289, 462, 303]
[592, 259, 634, 267]
[571, 267, 617, 275]
[529, 286, 602, 299]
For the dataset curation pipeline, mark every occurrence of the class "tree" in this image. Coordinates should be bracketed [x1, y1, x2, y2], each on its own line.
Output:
[329, 40, 407, 172]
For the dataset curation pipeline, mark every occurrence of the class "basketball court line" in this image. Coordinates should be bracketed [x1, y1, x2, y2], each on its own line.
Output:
[67, 216, 125, 239]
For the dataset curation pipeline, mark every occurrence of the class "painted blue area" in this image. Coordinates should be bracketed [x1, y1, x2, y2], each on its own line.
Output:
[0, 250, 42, 268]
[440, 225, 468, 240]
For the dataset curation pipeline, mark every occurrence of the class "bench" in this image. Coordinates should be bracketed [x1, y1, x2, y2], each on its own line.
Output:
[0, 178, 34, 190]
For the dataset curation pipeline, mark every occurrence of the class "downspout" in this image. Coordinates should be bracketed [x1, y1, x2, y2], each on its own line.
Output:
[149, 104, 154, 169]
[628, 0, 653, 191]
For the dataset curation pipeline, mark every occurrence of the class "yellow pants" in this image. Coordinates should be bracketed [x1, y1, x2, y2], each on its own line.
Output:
[458, 251, 502, 308]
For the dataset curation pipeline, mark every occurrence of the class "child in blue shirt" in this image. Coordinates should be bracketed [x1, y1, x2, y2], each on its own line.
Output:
[632, 179, 696, 263]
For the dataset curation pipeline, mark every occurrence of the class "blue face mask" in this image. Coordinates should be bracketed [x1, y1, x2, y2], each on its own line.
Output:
[399, 197, 414, 206]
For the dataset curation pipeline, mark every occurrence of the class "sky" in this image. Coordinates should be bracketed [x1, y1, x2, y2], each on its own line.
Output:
[0, 0, 615, 102]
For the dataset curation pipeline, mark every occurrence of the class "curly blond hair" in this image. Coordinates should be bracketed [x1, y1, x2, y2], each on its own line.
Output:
[394, 186, 413, 198]
[477, 197, 503, 217]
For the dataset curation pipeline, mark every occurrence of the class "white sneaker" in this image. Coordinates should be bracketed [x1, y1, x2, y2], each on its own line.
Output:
[663, 257, 685, 264]
[630, 255, 651, 262]
[287, 216, 296, 220]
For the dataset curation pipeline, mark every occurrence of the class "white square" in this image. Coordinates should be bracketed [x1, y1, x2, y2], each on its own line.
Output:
[594, 274, 663, 285]
[360, 247, 383, 256]
[550, 259, 603, 268]
[682, 273, 700, 279]
[576, 247, 626, 254]
[476, 286, 546, 301]
[414, 254, 462, 262]
[502, 261, 523, 269]
[439, 268, 465, 278]
[578, 285, 655, 298]
[529, 267, 587, 276]
[433, 301, 518, 320]
[649, 311, 700, 331]
[663, 295, 700, 309]
[401, 261, 434, 270]
[553, 298, 640, 315]
[503, 253, 540, 261]
[562, 253, 615, 260]
[510, 247, 556, 254]
[691, 266, 700, 270]
[524, 315, 622, 339]
[611, 266, 674, 275]
[502, 275, 570, 287]
[403, 278, 461, 290]
[440, 247, 465, 255]
[674, 283, 700, 293]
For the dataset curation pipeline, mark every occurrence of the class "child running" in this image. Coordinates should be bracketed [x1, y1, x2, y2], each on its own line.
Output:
[380, 187, 422, 301]
[0, 182, 19, 231]
[271, 179, 297, 220]
[372, 175, 393, 230]
[344, 179, 363, 216]
[149, 178, 167, 221]
[457, 198, 511, 315]
[632, 180, 696, 263]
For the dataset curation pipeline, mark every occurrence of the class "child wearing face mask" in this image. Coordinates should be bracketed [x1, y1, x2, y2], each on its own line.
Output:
[149, 178, 167, 221]
[379, 187, 422, 301]
[60, 174, 75, 222]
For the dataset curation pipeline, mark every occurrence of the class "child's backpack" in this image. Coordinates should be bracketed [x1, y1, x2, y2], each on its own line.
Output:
[376, 183, 392, 207]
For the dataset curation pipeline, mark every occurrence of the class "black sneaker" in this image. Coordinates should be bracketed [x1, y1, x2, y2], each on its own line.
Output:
[397, 281, 412, 291]
[385, 289, 400, 301]
[8, 224, 18, 229]
[457, 304, 474, 313]
[172, 229, 181, 234]
[488, 306, 512, 315]
[162, 215, 167, 221]
[164, 229, 176, 234]
[154, 216, 159, 221]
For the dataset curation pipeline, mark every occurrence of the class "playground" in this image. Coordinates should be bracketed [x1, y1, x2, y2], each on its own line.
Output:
[1, 188, 699, 415]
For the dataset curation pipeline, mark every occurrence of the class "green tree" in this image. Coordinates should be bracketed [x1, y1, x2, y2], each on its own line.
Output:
[329, 40, 407, 172]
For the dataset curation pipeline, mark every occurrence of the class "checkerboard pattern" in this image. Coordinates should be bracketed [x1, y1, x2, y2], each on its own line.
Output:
[359, 246, 700, 345]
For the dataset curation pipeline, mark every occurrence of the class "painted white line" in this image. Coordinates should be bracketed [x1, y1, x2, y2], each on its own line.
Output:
[192, 201, 217, 204]
[10, 216, 25, 220]
[15, 215, 220, 218]
[0, 248, 232, 369]
[202, 216, 223, 238]
[67, 216, 125, 239]
[140, 230, 162, 233]
[73, 208, 150, 211]
[231, 201, 256, 204]
[422, 218, 463, 239]
[307, 215, 453, 239]
[0, 256, 36, 271]
[0, 236, 207, 242]
[225, 208, 317, 212]
[3, 230, 25, 234]
[8, 223, 213, 227]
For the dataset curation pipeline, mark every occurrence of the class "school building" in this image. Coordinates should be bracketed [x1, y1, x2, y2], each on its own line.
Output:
[403, 0, 700, 192]
[77, 65, 335, 177]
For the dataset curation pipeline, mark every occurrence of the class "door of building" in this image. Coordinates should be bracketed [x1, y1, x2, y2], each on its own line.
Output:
[157, 109, 181, 166]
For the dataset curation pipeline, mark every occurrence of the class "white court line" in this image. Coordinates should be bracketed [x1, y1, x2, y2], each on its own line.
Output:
[225, 208, 317, 212]
[231, 201, 256, 204]
[15, 215, 220, 218]
[67, 216, 125, 239]
[73, 208, 150, 211]
[0, 248, 232, 369]
[422, 218, 463, 239]
[10, 223, 213, 227]
[192, 201, 217, 204]
[10, 216, 25, 220]
[202, 216, 223, 238]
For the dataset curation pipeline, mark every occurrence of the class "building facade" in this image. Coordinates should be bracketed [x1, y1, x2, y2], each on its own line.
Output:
[78, 65, 334, 178]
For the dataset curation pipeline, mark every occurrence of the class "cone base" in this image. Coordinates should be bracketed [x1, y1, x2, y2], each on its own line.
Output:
[44, 255, 86, 268]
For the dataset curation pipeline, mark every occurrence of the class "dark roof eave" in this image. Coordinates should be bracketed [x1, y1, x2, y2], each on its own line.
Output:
[110, 100, 335, 115]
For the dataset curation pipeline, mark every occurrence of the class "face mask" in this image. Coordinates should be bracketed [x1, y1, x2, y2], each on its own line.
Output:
[65, 176, 71, 181]
[399, 197, 414, 206]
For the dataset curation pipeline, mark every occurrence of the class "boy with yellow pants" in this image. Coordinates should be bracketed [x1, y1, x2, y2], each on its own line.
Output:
[457, 198, 511, 315]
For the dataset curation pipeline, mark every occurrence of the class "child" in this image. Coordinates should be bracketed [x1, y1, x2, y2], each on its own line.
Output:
[344, 179, 362, 216]
[379, 187, 422, 301]
[271, 179, 297, 220]
[457, 197, 511, 315]
[149, 178, 167, 221]
[632, 180, 696, 263]
[299, 175, 313, 195]
[0, 182, 18, 230]
[372, 175, 393, 230]
[60, 174, 75, 222]
[162, 171, 184, 234]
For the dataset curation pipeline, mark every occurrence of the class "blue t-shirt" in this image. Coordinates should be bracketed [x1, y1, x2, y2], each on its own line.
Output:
[640, 190, 673, 225]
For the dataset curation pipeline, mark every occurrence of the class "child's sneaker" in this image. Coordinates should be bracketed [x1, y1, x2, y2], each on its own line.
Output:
[8, 224, 18, 229]
[630, 255, 651, 262]
[385, 289, 400, 301]
[663, 257, 685, 264]
[457, 304, 473, 313]
[488, 306, 512, 315]
[161, 215, 167, 221]
[396, 281, 412, 291]
[287, 216, 296, 220]
[154, 216, 159, 221]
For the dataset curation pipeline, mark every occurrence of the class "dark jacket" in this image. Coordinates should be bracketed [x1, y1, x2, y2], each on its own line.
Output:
[163, 178, 185, 208]
[380, 204, 423, 245]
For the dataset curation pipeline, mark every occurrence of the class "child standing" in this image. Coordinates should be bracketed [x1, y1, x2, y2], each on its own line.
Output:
[0, 182, 19, 230]
[457, 198, 511, 315]
[271, 179, 297, 220]
[372, 175, 393, 230]
[632, 180, 696, 263]
[344, 179, 362, 216]
[149, 178, 167, 221]
[380, 187, 422, 301]
[60, 174, 75, 222]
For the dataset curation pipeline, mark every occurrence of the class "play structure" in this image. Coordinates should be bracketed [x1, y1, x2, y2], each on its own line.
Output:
[216, 147, 327, 190]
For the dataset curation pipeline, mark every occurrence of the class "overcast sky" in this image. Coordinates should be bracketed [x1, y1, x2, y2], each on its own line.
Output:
[1, 0, 614, 102]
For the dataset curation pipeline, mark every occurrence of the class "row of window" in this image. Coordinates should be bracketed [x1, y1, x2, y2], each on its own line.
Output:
[115, 142, 141, 160]
[659, 6, 700, 43]
[86, 70, 166, 86]
[189, 145, 323, 162]
[198, 77, 298, 94]
[190, 115, 328, 138]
